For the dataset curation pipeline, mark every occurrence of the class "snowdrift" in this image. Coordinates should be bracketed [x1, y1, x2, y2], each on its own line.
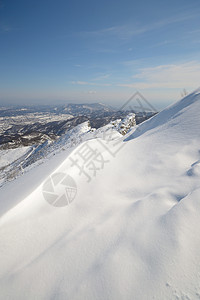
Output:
[0, 90, 200, 299]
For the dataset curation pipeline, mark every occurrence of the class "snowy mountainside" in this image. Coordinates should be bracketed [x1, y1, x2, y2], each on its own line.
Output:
[0, 146, 32, 169]
[0, 113, 136, 187]
[126, 88, 200, 140]
[0, 91, 200, 299]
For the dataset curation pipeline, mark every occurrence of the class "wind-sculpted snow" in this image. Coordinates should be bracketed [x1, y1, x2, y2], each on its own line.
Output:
[125, 88, 200, 141]
[0, 91, 200, 299]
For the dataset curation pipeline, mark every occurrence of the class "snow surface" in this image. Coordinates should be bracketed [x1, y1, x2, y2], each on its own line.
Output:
[0, 146, 32, 169]
[1, 90, 200, 299]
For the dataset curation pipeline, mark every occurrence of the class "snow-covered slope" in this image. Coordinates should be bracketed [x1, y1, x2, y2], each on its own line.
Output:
[0, 90, 200, 299]
[0, 114, 136, 187]
[0, 146, 32, 169]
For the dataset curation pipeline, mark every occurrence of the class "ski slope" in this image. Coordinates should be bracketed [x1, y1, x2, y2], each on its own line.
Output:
[0, 90, 200, 299]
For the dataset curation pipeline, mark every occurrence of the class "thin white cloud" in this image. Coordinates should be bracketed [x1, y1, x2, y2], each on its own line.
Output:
[93, 74, 111, 81]
[81, 25, 147, 40]
[123, 59, 146, 67]
[80, 11, 200, 40]
[0, 24, 19, 33]
[88, 90, 97, 94]
[118, 61, 200, 89]
[71, 81, 111, 87]
[1, 25, 12, 32]
[187, 29, 200, 34]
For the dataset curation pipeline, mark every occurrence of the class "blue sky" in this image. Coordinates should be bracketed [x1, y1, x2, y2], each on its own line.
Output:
[1, 0, 200, 109]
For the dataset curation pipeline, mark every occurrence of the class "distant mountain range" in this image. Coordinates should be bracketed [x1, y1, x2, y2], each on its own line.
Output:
[0, 103, 157, 149]
[0, 103, 114, 117]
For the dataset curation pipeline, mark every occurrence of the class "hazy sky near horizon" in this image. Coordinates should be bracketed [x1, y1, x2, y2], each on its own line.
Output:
[1, 0, 200, 109]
